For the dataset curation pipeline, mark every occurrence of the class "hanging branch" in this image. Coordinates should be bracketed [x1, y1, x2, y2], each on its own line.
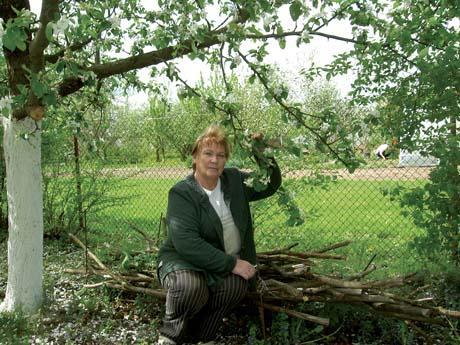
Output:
[173, 68, 250, 149]
[219, 43, 230, 90]
[236, 50, 353, 169]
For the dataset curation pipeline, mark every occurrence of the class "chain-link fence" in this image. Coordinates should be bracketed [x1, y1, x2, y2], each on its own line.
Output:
[30, 110, 438, 273]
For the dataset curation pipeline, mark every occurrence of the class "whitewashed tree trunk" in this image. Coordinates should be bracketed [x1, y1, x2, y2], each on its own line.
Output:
[0, 117, 43, 313]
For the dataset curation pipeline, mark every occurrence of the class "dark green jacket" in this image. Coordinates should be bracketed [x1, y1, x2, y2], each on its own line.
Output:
[157, 163, 281, 287]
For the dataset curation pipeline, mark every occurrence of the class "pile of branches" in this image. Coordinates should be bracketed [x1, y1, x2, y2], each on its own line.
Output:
[66, 233, 459, 335]
[251, 242, 459, 329]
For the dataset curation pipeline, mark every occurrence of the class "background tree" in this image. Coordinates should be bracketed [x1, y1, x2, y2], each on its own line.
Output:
[148, 96, 170, 163]
[40, 85, 122, 238]
[107, 104, 155, 164]
[167, 95, 219, 161]
[0, 54, 8, 235]
[326, 1, 460, 262]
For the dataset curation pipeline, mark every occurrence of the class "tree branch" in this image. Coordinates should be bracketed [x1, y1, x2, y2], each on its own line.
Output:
[173, 67, 245, 144]
[45, 37, 93, 64]
[219, 43, 229, 90]
[246, 30, 359, 44]
[58, 10, 251, 97]
[255, 301, 330, 326]
[29, 0, 60, 72]
[237, 50, 353, 168]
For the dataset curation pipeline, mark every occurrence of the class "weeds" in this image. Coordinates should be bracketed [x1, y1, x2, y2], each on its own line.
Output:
[0, 311, 31, 345]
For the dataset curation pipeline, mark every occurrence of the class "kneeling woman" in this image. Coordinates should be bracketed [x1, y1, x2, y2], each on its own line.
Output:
[157, 125, 281, 345]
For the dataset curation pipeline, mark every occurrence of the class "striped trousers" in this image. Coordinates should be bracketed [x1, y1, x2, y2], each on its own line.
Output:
[159, 270, 248, 344]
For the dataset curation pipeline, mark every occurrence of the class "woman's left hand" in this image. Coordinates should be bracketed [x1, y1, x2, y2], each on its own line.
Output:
[232, 259, 256, 280]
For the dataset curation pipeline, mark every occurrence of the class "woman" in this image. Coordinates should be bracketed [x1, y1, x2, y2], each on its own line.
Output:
[157, 125, 281, 345]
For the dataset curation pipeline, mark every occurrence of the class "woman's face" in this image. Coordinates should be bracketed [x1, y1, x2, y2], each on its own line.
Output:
[193, 142, 227, 183]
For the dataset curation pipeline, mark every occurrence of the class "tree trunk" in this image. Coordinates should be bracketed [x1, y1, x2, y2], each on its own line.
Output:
[73, 134, 84, 231]
[448, 115, 459, 264]
[0, 117, 43, 313]
[156, 147, 161, 162]
[0, 145, 7, 231]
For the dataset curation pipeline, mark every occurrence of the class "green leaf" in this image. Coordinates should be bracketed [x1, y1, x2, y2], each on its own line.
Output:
[276, 25, 284, 36]
[419, 47, 429, 59]
[289, 1, 302, 21]
[279, 38, 286, 49]
[428, 16, 437, 27]
[68, 62, 80, 76]
[55, 61, 66, 73]
[43, 92, 57, 106]
[2, 30, 17, 51]
[296, 37, 301, 47]
[46, 22, 54, 41]
[246, 26, 262, 36]
[401, 29, 411, 44]
[313, 325, 324, 333]
[31, 76, 45, 98]
[16, 39, 27, 51]
[3, 25, 29, 51]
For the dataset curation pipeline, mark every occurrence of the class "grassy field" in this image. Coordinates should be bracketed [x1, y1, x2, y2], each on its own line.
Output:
[83, 175, 428, 277]
[86, 177, 179, 250]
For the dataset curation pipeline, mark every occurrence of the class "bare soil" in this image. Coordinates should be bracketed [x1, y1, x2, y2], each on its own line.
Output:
[104, 166, 433, 181]
[285, 166, 432, 180]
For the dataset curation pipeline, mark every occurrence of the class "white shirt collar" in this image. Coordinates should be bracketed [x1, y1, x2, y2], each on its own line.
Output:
[201, 178, 221, 196]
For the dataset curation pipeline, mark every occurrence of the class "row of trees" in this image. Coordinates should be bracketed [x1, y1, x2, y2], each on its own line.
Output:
[0, 0, 458, 314]
[54, 75, 379, 167]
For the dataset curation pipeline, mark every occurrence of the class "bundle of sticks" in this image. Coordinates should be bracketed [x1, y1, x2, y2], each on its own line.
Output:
[250, 242, 459, 328]
[66, 234, 460, 331]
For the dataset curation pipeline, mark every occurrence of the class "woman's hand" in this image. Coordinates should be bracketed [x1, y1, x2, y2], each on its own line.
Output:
[251, 132, 281, 158]
[232, 258, 257, 280]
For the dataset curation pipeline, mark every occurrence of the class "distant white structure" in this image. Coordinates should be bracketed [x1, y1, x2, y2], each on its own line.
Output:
[398, 150, 439, 167]
[398, 120, 441, 167]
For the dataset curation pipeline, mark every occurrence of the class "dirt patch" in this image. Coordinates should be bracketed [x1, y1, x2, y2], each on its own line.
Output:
[102, 166, 191, 179]
[285, 166, 433, 180]
[53, 165, 435, 183]
[101, 166, 433, 181]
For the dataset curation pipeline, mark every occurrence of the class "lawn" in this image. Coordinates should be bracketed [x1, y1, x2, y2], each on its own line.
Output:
[252, 178, 426, 277]
[85, 175, 428, 277]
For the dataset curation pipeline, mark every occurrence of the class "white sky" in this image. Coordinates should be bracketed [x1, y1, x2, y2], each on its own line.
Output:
[29, 0, 355, 106]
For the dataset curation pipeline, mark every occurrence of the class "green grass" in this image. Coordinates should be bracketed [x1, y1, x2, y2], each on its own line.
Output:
[252, 178, 426, 277]
[0, 311, 32, 344]
[87, 177, 180, 252]
[81, 175, 428, 277]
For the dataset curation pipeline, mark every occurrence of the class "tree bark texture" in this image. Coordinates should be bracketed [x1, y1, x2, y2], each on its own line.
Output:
[0, 117, 43, 313]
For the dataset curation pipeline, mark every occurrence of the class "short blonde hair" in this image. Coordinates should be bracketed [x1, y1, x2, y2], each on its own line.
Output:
[191, 125, 231, 169]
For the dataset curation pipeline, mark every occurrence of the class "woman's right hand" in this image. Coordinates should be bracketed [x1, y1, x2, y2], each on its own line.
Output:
[232, 258, 256, 280]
